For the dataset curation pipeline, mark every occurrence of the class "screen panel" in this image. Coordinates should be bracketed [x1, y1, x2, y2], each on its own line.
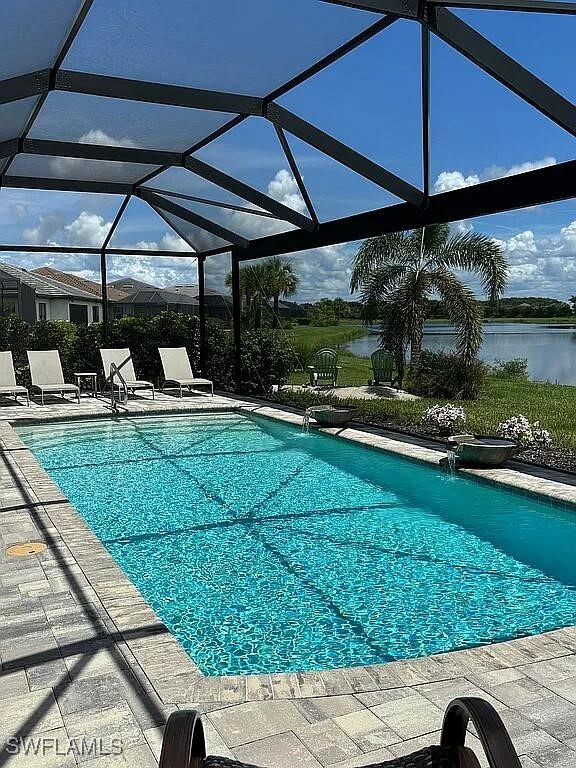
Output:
[0, 97, 39, 143]
[29, 92, 236, 152]
[430, 35, 576, 196]
[7, 153, 159, 184]
[63, 0, 379, 96]
[194, 117, 308, 214]
[110, 196, 195, 251]
[157, 194, 296, 239]
[0, 187, 123, 248]
[452, 9, 576, 105]
[0, 0, 84, 80]
[278, 19, 423, 191]
[143, 167, 267, 211]
[160, 210, 232, 253]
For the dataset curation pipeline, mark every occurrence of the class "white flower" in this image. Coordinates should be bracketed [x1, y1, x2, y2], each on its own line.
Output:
[497, 415, 552, 448]
[423, 404, 466, 431]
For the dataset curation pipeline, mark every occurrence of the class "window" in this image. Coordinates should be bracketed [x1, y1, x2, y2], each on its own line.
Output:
[92, 305, 100, 323]
[69, 304, 88, 325]
[38, 302, 47, 320]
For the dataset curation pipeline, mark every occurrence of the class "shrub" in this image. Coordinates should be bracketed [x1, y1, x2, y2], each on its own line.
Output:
[239, 329, 295, 393]
[422, 403, 467, 434]
[0, 313, 295, 395]
[489, 358, 529, 380]
[498, 414, 552, 448]
[289, 339, 315, 369]
[407, 350, 488, 400]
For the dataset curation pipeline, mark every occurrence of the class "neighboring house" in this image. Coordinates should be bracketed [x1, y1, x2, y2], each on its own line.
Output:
[169, 285, 233, 321]
[0, 265, 233, 324]
[112, 288, 199, 318]
[109, 277, 158, 295]
[0, 262, 103, 324]
[33, 267, 128, 302]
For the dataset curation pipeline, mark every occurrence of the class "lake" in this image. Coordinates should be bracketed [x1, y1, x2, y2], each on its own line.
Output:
[345, 323, 576, 385]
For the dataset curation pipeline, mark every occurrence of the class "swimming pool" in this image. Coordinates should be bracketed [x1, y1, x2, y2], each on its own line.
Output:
[17, 412, 576, 676]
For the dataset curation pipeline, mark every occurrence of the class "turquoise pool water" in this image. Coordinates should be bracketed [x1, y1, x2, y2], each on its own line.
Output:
[17, 413, 576, 675]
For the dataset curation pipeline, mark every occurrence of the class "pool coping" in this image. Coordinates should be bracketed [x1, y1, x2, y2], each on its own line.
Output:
[3, 395, 576, 707]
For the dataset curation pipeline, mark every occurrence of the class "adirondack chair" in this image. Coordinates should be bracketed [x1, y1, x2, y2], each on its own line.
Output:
[307, 348, 341, 387]
[370, 348, 399, 388]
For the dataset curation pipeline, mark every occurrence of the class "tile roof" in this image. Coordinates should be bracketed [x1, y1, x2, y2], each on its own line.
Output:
[32, 267, 128, 301]
[119, 289, 199, 306]
[0, 262, 97, 300]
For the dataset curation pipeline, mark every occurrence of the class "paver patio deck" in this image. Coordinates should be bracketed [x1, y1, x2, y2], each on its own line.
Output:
[1, 392, 576, 767]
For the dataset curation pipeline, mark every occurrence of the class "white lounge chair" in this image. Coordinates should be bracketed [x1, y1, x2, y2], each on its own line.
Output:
[159, 347, 213, 397]
[0, 351, 29, 405]
[100, 348, 155, 399]
[27, 350, 80, 405]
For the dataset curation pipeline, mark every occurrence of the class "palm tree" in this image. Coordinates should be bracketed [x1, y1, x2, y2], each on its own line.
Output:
[265, 257, 299, 328]
[350, 223, 507, 365]
[225, 262, 270, 329]
[225, 257, 299, 329]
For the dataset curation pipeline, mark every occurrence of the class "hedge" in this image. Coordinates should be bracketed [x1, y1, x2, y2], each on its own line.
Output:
[0, 313, 295, 394]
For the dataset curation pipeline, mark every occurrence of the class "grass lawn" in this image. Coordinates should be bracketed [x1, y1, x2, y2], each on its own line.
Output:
[286, 322, 366, 347]
[282, 323, 576, 449]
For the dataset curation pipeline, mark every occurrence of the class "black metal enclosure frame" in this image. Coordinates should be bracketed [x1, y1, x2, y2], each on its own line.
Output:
[0, 0, 574, 387]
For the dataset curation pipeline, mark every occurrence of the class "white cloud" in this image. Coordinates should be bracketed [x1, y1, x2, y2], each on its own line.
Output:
[49, 130, 141, 180]
[434, 171, 480, 194]
[64, 211, 111, 248]
[483, 157, 557, 181]
[23, 212, 66, 245]
[485, 220, 576, 299]
[79, 130, 136, 149]
[433, 157, 557, 194]
[493, 230, 538, 256]
[224, 169, 307, 238]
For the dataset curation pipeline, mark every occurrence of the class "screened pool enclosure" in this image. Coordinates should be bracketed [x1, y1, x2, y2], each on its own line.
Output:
[0, 0, 574, 385]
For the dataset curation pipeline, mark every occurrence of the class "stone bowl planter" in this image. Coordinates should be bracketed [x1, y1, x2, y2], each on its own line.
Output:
[310, 406, 358, 427]
[446, 434, 519, 467]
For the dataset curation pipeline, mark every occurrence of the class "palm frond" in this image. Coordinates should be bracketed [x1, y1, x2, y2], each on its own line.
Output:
[430, 269, 483, 362]
[350, 231, 412, 292]
[407, 223, 450, 256]
[358, 263, 409, 323]
[435, 232, 508, 302]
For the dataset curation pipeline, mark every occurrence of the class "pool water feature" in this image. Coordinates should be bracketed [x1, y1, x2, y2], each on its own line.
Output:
[17, 413, 576, 676]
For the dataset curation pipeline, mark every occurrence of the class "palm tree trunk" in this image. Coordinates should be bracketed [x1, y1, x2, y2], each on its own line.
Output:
[410, 327, 423, 365]
[254, 300, 262, 330]
[272, 294, 279, 328]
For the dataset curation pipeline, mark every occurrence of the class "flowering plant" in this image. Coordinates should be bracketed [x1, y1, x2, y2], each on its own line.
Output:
[497, 414, 551, 448]
[422, 404, 466, 434]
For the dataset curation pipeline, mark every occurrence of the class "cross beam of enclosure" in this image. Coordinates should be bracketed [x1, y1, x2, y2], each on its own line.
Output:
[236, 159, 576, 259]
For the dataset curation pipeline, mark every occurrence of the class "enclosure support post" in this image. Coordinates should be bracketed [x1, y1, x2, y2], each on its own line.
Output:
[100, 249, 109, 345]
[231, 249, 242, 392]
[197, 256, 207, 376]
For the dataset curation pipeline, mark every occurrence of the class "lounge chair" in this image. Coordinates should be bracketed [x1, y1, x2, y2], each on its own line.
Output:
[307, 348, 341, 387]
[159, 697, 521, 768]
[0, 351, 29, 405]
[100, 348, 155, 400]
[371, 348, 399, 388]
[159, 347, 213, 397]
[27, 350, 80, 405]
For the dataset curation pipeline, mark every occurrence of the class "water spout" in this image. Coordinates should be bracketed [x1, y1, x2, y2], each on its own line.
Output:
[446, 448, 456, 476]
[302, 407, 314, 434]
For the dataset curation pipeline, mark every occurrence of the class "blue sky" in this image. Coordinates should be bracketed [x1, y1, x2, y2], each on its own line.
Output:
[0, 0, 575, 301]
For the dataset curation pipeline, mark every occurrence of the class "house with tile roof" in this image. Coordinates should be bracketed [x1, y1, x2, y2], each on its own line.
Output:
[33, 267, 129, 302]
[0, 262, 104, 324]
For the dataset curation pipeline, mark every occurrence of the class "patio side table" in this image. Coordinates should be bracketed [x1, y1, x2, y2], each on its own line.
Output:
[74, 372, 98, 397]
